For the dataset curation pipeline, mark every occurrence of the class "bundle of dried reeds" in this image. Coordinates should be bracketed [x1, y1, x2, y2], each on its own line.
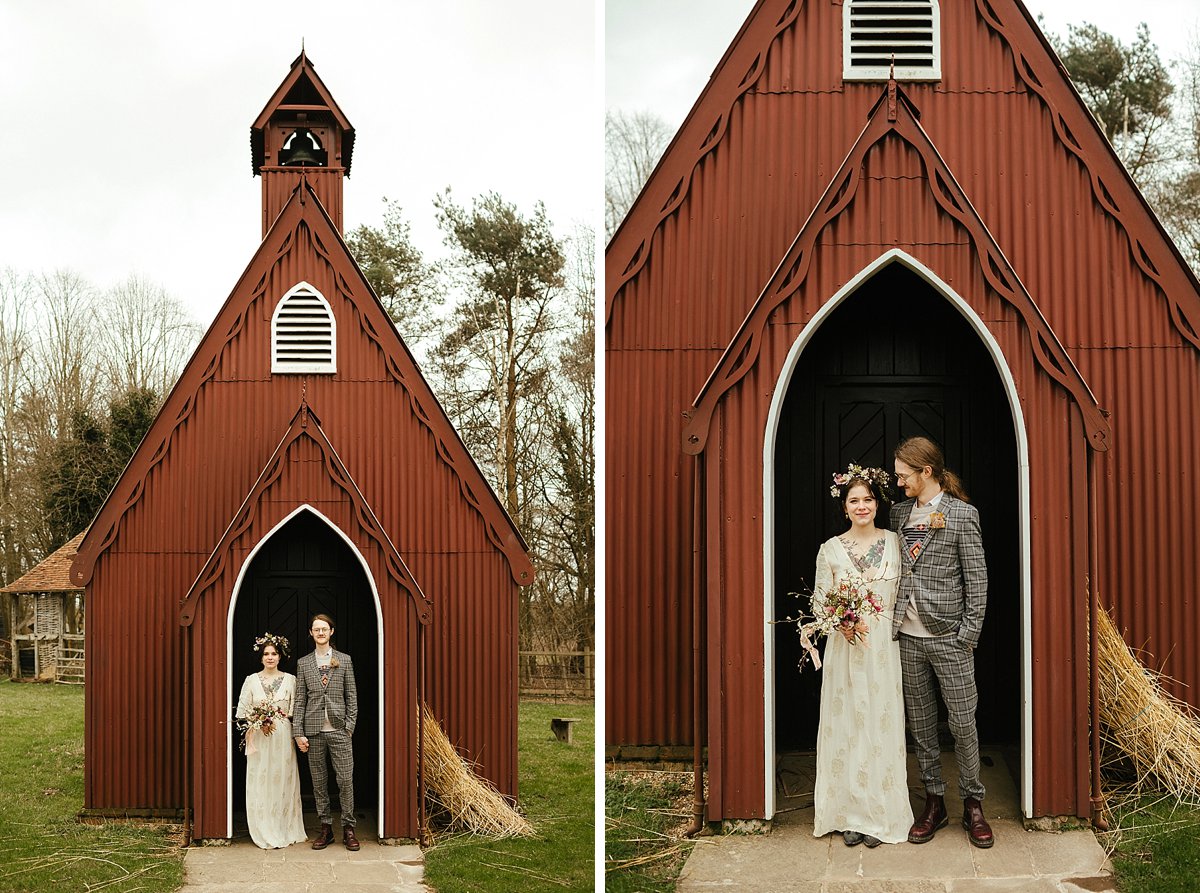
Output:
[1096, 607, 1200, 802]
[421, 702, 535, 838]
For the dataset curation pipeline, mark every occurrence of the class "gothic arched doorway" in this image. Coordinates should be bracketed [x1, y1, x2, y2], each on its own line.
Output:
[769, 259, 1022, 805]
[229, 508, 381, 835]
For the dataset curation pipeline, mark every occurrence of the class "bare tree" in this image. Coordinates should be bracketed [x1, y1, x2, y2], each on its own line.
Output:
[605, 109, 673, 241]
[1152, 35, 1200, 272]
[0, 271, 36, 584]
[99, 275, 202, 398]
[24, 270, 103, 442]
[540, 224, 596, 652]
[9, 271, 106, 555]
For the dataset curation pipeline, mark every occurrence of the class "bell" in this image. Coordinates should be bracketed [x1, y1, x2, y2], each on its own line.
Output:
[282, 128, 321, 166]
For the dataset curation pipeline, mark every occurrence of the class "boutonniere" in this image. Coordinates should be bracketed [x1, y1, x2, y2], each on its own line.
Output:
[930, 512, 946, 529]
[329, 656, 340, 669]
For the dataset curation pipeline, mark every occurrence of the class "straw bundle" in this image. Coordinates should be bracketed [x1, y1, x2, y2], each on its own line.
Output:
[421, 702, 535, 837]
[1096, 607, 1200, 802]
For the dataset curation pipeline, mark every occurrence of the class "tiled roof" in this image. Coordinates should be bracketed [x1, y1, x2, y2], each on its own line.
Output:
[1, 531, 86, 593]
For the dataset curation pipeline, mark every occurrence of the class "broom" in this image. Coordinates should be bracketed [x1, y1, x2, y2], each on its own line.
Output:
[420, 702, 535, 837]
[1096, 607, 1200, 802]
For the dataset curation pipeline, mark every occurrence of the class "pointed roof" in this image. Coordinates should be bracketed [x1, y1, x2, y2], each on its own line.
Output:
[605, 0, 795, 321]
[607, 0, 1200, 354]
[179, 401, 431, 627]
[1, 531, 86, 593]
[681, 81, 1112, 454]
[251, 50, 355, 175]
[71, 178, 534, 590]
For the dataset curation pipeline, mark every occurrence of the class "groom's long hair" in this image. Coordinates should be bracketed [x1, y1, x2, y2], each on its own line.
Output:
[894, 436, 969, 502]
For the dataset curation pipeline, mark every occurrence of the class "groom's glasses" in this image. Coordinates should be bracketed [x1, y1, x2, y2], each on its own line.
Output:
[896, 469, 919, 484]
[311, 626, 331, 633]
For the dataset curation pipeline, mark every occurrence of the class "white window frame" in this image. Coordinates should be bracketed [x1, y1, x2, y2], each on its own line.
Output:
[271, 281, 337, 374]
[843, 0, 942, 82]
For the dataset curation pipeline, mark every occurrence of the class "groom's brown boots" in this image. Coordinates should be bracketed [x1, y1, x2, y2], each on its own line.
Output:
[343, 825, 361, 851]
[907, 793, 948, 843]
[311, 823, 334, 850]
[962, 797, 994, 848]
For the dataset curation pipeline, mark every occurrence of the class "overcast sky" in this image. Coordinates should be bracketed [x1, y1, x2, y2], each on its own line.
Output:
[608, 0, 1199, 133]
[3, 2, 1194, 331]
[1, 1, 598, 326]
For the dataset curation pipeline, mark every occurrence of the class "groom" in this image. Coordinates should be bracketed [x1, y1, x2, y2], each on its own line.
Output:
[890, 437, 993, 849]
[294, 613, 360, 851]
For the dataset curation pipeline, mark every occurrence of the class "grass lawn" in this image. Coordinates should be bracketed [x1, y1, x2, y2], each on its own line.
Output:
[423, 700, 595, 892]
[0, 680, 184, 893]
[604, 769, 694, 892]
[1105, 795, 1200, 893]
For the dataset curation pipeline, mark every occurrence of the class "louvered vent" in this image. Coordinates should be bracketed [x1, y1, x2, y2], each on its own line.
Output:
[843, 0, 941, 81]
[271, 282, 336, 373]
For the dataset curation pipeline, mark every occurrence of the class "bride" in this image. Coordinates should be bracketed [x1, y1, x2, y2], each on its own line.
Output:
[236, 633, 308, 849]
[811, 465, 913, 846]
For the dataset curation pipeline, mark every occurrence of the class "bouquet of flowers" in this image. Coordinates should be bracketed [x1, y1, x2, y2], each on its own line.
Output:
[237, 700, 287, 754]
[790, 573, 885, 671]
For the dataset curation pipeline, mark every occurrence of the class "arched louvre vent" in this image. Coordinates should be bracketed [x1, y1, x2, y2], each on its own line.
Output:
[843, 0, 941, 82]
[271, 282, 336, 373]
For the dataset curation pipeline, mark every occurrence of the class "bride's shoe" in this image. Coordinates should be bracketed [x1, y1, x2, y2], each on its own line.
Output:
[842, 830, 864, 846]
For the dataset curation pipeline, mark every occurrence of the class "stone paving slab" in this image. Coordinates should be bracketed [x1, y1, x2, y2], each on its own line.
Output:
[825, 882, 949, 893]
[678, 750, 1113, 893]
[179, 822, 428, 893]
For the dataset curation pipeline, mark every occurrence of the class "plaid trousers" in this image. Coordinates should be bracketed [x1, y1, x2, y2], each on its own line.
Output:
[899, 634, 986, 800]
[307, 729, 355, 826]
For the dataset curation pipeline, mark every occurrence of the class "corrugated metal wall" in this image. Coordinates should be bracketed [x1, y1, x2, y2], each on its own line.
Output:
[177, 433, 422, 839]
[80, 184, 521, 837]
[262, 168, 343, 236]
[606, 0, 1200, 818]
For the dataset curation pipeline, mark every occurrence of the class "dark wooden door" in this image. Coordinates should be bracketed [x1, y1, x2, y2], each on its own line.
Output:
[774, 263, 1019, 751]
[231, 511, 380, 823]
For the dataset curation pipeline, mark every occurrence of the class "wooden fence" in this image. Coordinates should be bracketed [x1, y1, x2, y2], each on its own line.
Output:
[518, 650, 594, 701]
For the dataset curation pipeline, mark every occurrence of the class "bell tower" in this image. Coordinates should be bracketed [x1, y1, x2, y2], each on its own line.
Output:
[251, 51, 355, 236]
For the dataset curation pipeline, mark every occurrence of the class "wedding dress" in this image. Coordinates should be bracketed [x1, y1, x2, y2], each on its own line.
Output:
[811, 531, 914, 843]
[236, 672, 308, 849]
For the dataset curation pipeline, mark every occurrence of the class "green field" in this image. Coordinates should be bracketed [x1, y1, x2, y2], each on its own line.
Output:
[1104, 795, 1200, 893]
[0, 681, 184, 893]
[604, 769, 694, 892]
[423, 701, 595, 892]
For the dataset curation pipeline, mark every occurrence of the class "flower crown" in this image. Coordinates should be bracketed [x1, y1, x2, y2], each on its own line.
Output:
[830, 463, 893, 504]
[253, 631, 291, 658]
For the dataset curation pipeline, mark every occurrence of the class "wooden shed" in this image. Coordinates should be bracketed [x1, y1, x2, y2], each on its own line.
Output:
[606, 0, 1200, 823]
[70, 52, 533, 842]
[2, 531, 86, 683]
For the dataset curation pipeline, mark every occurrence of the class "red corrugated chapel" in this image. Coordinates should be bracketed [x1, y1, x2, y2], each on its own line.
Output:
[606, 0, 1200, 822]
[71, 53, 532, 841]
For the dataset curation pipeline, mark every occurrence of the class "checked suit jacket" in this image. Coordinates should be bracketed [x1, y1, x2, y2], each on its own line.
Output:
[889, 492, 988, 649]
[292, 649, 358, 738]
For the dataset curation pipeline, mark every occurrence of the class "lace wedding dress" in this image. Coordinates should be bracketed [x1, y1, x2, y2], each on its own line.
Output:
[811, 531, 914, 843]
[236, 672, 308, 849]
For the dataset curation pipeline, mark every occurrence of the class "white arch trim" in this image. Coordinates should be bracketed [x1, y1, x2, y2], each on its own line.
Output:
[225, 503, 386, 839]
[761, 248, 1033, 819]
